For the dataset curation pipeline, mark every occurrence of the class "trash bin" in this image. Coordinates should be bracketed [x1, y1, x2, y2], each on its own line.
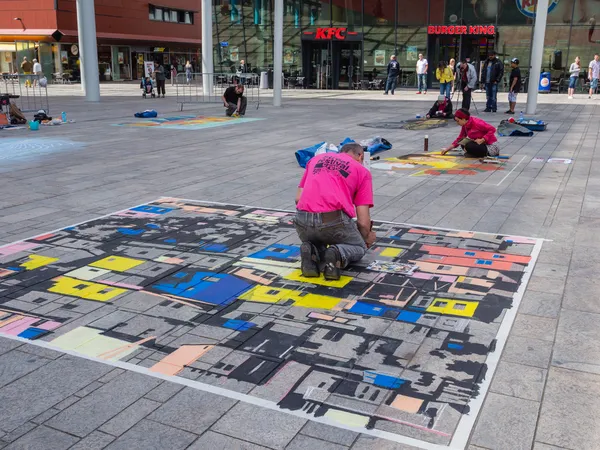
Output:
[260, 71, 268, 89]
[539, 72, 551, 93]
[268, 69, 274, 89]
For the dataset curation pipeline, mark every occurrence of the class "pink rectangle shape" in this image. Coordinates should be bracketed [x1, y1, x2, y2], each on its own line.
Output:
[1, 317, 38, 335]
[36, 321, 62, 331]
[0, 242, 38, 257]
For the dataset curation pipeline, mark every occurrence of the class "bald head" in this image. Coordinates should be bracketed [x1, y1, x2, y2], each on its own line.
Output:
[340, 143, 365, 162]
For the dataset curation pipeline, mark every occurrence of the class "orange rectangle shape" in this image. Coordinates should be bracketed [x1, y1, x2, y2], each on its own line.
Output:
[421, 245, 531, 264]
[419, 255, 514, 271]
[150, 344, 213, 376]
[408, 228, 438, 235]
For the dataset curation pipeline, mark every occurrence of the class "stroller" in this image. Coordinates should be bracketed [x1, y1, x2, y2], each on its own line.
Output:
[141, 78, 156, 98]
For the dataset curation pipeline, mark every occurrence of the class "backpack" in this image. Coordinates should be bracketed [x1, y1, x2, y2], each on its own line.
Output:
[134, 110, 158, 118]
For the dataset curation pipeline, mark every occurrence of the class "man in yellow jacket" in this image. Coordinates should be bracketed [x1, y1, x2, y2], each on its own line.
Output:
[436, 61, 454, 99]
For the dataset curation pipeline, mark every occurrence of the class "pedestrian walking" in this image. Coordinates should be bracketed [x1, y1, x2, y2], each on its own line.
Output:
[436, 60, 453, 99]
[481, 50, 504, 113]
[588, 54, 600, 98]
[506, 58, 522, 115]
[449, 58, 456, 94]
[185, 61, 193, 84]
[568, 56, 580, 99]
[458, 58, 477, 111]
[32, 59, 43, 87]
[384, 55, 401, 95]
[416, 53, 428, 94]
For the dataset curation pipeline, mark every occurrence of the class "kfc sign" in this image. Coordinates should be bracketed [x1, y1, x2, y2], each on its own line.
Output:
[302, 27, 360, 40]
[428, 25, 496, 35]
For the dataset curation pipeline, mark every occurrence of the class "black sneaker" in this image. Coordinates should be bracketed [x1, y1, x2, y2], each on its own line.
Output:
[505, 110, 514, 114]
[300, 242, 320, 278]
[484, 108, 491, 112]
[323, 246, 342, 281]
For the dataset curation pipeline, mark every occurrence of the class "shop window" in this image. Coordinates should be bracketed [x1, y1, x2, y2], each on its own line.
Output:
[149, 5, 194, 24]
[185, 12, 193, 24]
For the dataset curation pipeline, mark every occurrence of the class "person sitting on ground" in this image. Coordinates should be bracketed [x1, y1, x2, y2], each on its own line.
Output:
[441, 108, 500, 158]
[294, 142, 376, 281]
[222, 85, 247, 117]
[426, 95, 453, 119]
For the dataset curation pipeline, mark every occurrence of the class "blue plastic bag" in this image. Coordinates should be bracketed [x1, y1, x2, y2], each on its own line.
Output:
[134, 110, 158, 118]
[295, 142, 325, 168]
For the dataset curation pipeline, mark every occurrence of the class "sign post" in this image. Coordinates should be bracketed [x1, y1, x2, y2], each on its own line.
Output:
[201, 0, 213, 96]
[273, 0, 283, 107]
[76, 0, 100, 101]
[526, 0, 549, 115]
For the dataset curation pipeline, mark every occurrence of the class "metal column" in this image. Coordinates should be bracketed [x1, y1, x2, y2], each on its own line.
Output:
[526, 0, 549, 115]
[202, 0, 214, 96]
[273, 0, 283, 107]
[75, 0, 100, 101]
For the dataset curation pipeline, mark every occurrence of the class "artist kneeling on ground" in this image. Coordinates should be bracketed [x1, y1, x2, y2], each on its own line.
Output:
[222, 85, 247, 117]
[294, 143, 376, 281]
[441, 108, 500, 158]
[426, 95, 453, 119]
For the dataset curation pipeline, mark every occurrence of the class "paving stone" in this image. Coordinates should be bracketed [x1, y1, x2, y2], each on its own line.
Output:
[490, 361, 547, 401]
[536, 367, 600, 450]
[518, 291, 562, 318]
[143, 381, 185, 403]
[0, 355, 112, 432]
[97, 369, 125, 384]
[300, 421, 359, 447]
[16, 344, 63, 360]
[286, 434, 348, 450]
[53, 396, 80, 411]
[1, 423, 36, 443]
[187, 431, 269, 450]
[148, 387, 236, 434]
[30, 408, 60, 425]
[0, 338, 22, 356]
[349, 436, 422, 449]
[212, 402, 307, 450]
[99, 398, 161, 436]
[532, 443, 566, 450]
[74, 381, 104, 398]
[552, 309, 600, 375]
[69, 431, 115, 450]
[501, 335, 553, 369]
[470, 393, 539, 450]
[0, 350, 50, 389]
[104, 419, 196, 450]
[46, 371, 161, 438]
[4, 425, 78, 450]
[510, 314, 557, 342]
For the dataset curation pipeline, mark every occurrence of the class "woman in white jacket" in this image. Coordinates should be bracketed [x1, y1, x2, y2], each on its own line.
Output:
[568, 56, 580, 99]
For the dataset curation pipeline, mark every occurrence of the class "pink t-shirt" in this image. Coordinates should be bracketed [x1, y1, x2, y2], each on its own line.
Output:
[297, 152, 373, 218]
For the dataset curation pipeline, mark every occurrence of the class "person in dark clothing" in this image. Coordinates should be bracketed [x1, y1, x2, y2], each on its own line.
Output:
[481, 51, 504, 113]
[506, 58, 522, 114]
[222, 85, 247, 117]
[426, 95, 453, 119]
[154, 62, 166, 98]
[458, 59, 477, 111]
[384, 55, 401, 95]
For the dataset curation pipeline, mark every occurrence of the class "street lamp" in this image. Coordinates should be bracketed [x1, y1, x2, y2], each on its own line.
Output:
[13, 18, 26, 31]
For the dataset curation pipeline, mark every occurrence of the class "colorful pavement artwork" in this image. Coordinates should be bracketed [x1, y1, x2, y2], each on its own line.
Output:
[371, 153, 507, 177]
[114, 115, 264, 130]
[359, 118, 450, 130]
[0, 199, 542, 449]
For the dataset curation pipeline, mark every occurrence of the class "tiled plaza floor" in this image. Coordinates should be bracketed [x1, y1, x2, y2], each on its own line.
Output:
[0, 90, 599, 450]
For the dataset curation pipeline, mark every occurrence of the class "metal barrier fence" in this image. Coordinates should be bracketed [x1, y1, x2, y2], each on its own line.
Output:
[0, 74, 50, 113]
[175, 73, 260, 111]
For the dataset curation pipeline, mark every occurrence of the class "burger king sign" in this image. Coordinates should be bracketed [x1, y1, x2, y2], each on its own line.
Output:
[516, 0, 560, 18]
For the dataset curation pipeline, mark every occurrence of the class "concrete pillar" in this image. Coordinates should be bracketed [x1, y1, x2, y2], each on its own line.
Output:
[201, 0, 214, 96]
[76, 0, 100, 101]
[273, 0, 283, 107]
[525, 0, 549, 115]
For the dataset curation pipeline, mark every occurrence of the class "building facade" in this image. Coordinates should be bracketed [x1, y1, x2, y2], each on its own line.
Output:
[0, 0, 201, 81]
[213, 0, 600, 89]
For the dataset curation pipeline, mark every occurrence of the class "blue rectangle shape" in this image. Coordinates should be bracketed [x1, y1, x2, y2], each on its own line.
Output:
[349, 301, 385, 317]
[397, 310, 422, 323]
[223, 319, 255, 331]
[18, 327, 46, 340]
[130, 205, 174, 215]
[447, 343, 464, 350]
[372, 373, 406, 389]
[475, 259, 486, 265]
[465, 251, 476, 256]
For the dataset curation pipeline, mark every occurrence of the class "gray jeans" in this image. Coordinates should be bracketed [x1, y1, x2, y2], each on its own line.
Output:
[294, 210, 367, 268]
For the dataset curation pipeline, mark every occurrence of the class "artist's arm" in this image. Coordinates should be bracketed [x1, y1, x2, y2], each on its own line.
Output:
[295, 188, 303, 205]
[480, 120, 497, 144]
[442, 127, 466, 154]
[356, 205, 376, 248]
[237, 97, 242, 112]
[222, 94, 227, 106]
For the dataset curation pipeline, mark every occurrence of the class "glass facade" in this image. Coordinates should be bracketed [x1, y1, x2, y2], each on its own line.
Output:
[212, 0, 600, 89]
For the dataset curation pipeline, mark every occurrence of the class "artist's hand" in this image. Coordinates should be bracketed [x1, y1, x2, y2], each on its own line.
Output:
[223, 103, 228, 107]
[475, 138, 486, 145]
[365, 231, 376, 249]
[441, 147, 452, 155]
[464, 87, 468, 92]
[426, 114, 430, 119]
[442, 112, 447, 117]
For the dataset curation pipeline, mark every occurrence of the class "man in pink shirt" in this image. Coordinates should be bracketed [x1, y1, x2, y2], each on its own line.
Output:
[441, 108, 500, 157]
[295, 143, 376, 281]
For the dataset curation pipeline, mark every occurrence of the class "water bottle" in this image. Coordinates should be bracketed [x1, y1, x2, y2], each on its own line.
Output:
[61, 112, 67, 123]
[424, 135, 429, 152]
[519, 111, 523, 122]
[416, 114, 422, 119]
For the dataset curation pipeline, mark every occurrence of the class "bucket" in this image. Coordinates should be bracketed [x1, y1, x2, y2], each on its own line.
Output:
[29, 120, 40, 131]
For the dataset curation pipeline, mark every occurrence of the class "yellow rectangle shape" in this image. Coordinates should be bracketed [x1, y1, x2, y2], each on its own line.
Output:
[324, 409, 370, 428]
[380, 248, 403, 258]
[426, 298, 479, 317]
[89, 255, 145, 272]
[48, 276, 127, 302]
[284, 269, 352, 288]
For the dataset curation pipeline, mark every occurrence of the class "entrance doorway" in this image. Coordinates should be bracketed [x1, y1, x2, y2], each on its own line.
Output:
[302, 40, 362, 89]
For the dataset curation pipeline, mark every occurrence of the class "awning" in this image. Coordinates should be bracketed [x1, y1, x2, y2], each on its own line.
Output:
[0, 43, 16, 51]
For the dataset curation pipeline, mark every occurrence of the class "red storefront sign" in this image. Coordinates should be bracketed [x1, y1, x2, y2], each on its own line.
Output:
[427, 25, 496, 35]
[302, 27, 360, 40]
